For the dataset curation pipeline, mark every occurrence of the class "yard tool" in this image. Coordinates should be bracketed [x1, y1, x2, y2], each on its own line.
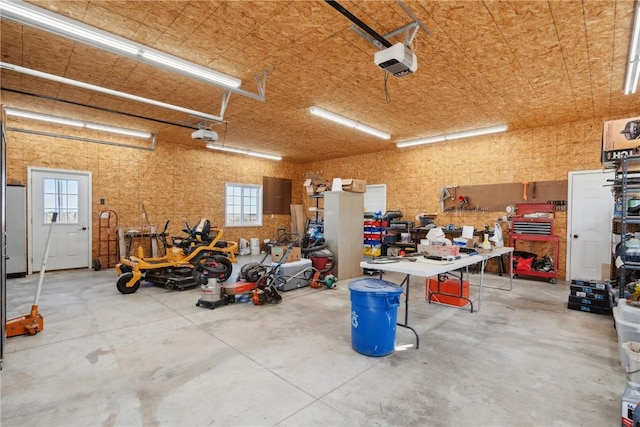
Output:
[522, 181, 529, 200]
[7, 213, 57, 337]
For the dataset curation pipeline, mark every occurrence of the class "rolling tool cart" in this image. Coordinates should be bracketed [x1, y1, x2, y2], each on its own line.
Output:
[508, 203, 558, 283]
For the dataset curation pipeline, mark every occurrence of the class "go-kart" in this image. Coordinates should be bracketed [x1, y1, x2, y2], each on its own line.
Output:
[115, 218, 238, 294]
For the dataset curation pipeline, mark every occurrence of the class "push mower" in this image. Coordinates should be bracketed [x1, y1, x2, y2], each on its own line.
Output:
[115, 218, 238, 294]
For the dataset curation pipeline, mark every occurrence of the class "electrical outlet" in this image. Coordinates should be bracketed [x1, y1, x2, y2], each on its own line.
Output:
[141, 213, 146, 218]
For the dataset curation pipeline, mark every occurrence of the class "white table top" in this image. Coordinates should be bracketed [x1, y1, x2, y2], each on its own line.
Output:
[359, 247, 513, 278]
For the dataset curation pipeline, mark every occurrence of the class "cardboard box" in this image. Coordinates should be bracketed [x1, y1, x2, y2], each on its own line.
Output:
[426, 277, 469, 307]
[303, 179, 316, 195]
[341, 178, 366, 193]
[602, 116, 640, 167]
[303, 175, 330, 195]
[270, 245, 301, 263]
[423, 245, 460, 257]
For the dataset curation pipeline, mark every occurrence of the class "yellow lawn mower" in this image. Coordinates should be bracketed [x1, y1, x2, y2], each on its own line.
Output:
[115, 219, 238, 294]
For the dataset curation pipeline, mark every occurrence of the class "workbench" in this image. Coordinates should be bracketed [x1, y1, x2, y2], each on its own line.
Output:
[117, 226, 160, 259]
[359, 246, 513, 349]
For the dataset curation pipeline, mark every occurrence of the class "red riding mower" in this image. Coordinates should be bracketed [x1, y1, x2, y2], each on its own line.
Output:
[115, 218, 238, 294]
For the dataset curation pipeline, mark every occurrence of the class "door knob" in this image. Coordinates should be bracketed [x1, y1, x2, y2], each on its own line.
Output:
[573, 234, 578, 238]
[82, 226, 87, 230]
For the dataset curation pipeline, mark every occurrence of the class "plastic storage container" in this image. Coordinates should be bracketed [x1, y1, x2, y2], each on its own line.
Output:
[619, 301, 640, 323]
[614, 304, 640, 369]
[272, 258, 312, 291]
[348, 278, 402, 357]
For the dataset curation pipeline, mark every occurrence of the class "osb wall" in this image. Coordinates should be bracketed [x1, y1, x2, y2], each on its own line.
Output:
[5, 115, 620, 279]
[5, 127, 297, 261]
[293, 118, 611, 280]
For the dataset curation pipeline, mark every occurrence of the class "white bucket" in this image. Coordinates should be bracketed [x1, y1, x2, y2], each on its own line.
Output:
[250, 238, 260, 255]
[623, 341, 640, 383]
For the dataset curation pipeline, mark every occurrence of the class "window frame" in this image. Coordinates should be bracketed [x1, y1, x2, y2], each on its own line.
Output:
[225, 182, 263, 227]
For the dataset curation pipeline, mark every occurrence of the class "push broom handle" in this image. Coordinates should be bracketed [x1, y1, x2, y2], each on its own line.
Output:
[34, 212, 57, 306]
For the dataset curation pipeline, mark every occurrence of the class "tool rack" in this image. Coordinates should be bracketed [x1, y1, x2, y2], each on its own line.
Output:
[508, 203, 559, 283]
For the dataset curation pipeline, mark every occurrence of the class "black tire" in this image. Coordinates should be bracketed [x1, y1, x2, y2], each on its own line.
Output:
[92, 259, 101, 271]
[193, 254, 233, 283]
[116, 272, 140, 294]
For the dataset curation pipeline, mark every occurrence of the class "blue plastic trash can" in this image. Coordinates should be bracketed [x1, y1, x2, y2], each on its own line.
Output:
[348, 278, 403, 356]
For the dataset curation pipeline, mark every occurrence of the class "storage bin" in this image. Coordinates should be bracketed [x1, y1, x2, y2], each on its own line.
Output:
[618, 301, 640, 323]
[426, 277, 469, 307]
[614, 304, 640, 369]
[272, 258, 312, 291]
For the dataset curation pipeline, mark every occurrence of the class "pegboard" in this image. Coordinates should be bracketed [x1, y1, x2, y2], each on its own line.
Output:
[442, 180, 567, 212]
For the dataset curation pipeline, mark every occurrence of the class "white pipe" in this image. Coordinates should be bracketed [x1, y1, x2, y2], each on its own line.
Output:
[34, 212, 57, 306]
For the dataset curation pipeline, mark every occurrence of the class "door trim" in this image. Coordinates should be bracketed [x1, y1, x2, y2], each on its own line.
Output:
[27, 167, 92, 274]
[565, 168, 613, 280]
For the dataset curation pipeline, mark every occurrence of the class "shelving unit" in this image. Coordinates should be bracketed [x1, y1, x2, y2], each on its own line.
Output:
[306, 194, 324, 243]
[382, 220, 416, 256]
[508, 203, 559, 284]
[613, 155, 640, 299]
[363, 213, 383, 257]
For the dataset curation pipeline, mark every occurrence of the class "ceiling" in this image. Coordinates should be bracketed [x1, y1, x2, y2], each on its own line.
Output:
[1, 0, 639, 163]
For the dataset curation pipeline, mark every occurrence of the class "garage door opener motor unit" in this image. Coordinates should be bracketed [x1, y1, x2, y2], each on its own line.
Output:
[374, 43, 417, 77]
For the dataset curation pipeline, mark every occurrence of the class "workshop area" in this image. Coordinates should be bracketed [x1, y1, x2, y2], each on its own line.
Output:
[2, 263, 622, 426]
[1, 0, 640, 426]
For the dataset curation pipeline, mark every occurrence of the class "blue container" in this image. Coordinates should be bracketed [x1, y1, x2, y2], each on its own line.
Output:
[348, 278, 402, 356]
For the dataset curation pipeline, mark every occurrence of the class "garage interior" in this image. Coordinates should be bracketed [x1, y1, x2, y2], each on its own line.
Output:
[1, 0, 640, 425]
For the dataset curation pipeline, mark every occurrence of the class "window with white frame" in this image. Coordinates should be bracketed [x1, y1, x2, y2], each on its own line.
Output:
[43, 178, 79, 223]
[225, 182, 262, 227]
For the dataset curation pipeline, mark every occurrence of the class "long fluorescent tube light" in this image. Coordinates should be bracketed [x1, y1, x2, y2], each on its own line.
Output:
[1, 63, 223, 122]
[624, 1, 640, 95]
[0, 0, 242, 89]
[396, 124, 508, 148]
[5, 107, 153, 138]
[206, 142, 282, 161]
[309, 106, 391, 140]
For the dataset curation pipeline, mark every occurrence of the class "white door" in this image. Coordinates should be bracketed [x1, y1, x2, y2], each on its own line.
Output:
[567, 169, 614, 281]
[28, 168, 91, 272]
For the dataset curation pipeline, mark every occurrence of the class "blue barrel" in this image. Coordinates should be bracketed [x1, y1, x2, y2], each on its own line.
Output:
[348, 278, 402, 356]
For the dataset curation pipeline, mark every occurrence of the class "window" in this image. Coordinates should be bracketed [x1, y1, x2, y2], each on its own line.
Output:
[43, 178, 79, 223]
[225, 183, 262, 227]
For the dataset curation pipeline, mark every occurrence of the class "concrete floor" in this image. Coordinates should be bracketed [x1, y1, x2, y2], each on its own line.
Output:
[1, 255, 627, 426]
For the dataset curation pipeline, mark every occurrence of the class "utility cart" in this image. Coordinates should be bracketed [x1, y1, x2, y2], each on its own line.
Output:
[509, 203, 559, 283]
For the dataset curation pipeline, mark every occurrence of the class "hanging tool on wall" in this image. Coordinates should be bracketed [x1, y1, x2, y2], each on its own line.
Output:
[522, 181, 529, 200]
[532, 182, 537, 199]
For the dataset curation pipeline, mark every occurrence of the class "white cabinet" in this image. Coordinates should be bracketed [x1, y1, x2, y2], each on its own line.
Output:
[323, 191, 364, 279]
[7, 185, 27, 276]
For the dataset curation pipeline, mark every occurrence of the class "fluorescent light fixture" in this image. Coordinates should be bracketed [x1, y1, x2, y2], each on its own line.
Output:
[206, 142, 282, 161]
[1, 63, 224, 122]
[625, 1, 640, 95]
[309, 106, 391, 140]
[396, 124, 508, 148]
[0, 0, 241, 89]
[5, 107, 153, 139]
